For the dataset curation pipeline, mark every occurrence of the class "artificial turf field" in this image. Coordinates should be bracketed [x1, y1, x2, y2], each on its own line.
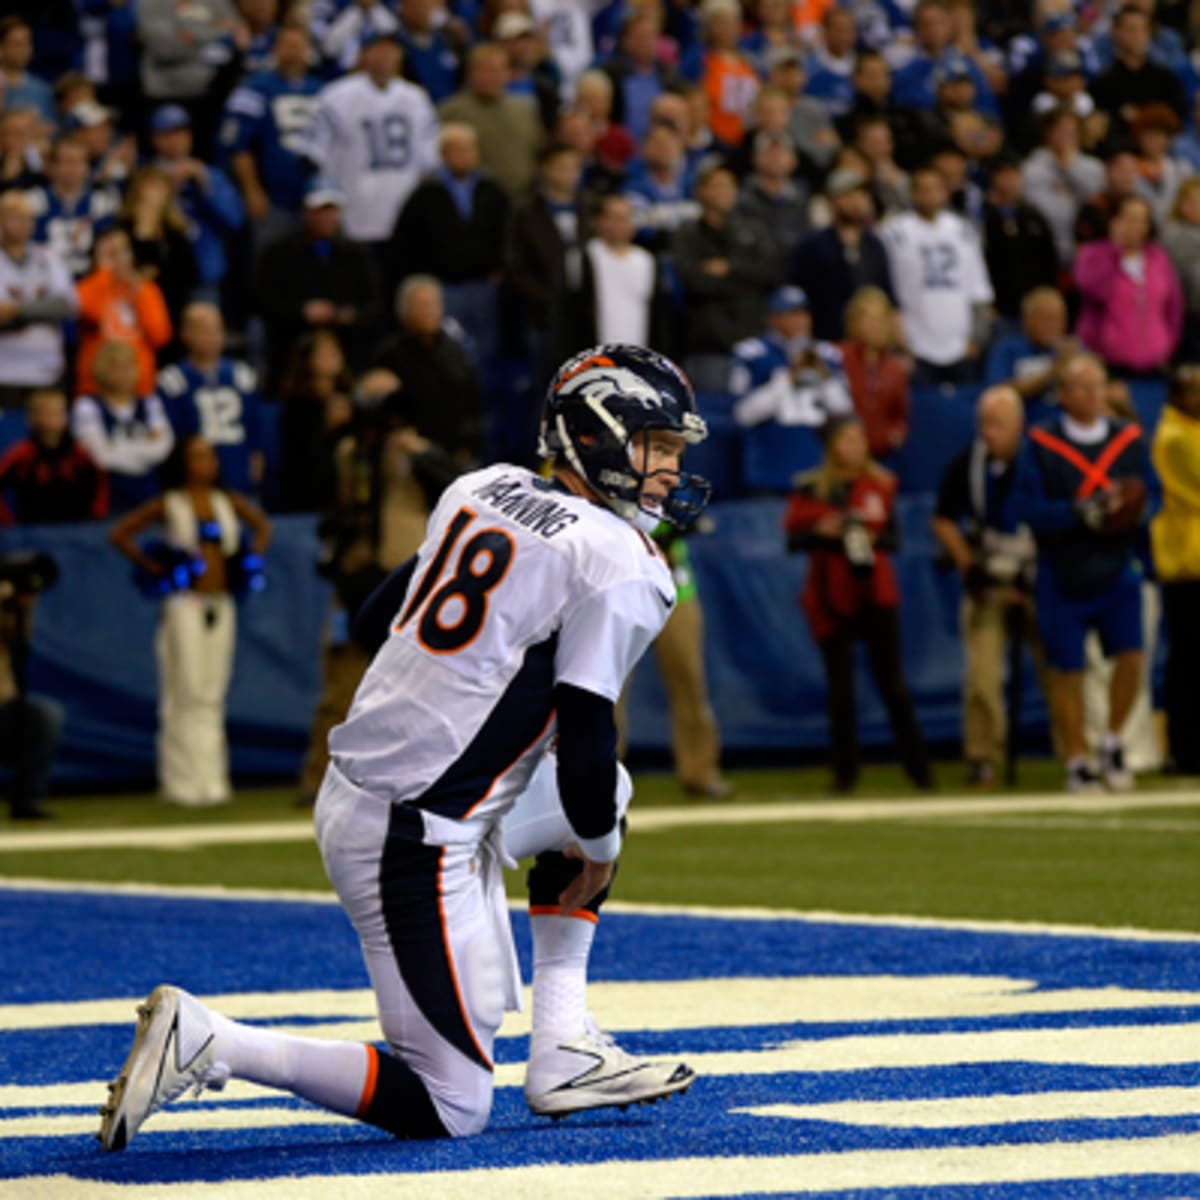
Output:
[2, 762, 1199, 1197]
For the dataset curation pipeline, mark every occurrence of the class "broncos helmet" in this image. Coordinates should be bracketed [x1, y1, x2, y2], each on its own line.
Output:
[540, 344, 711, 527]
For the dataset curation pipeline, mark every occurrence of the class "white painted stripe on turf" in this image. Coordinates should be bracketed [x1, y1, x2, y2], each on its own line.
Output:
[2, 877, 1199, 944]
[5, 1021, 1199, 1117]
[8, 1135, 1200, 1198]
[735, 1085, 1200, 1128]
[0, 789, 1197, 854]
[5, 976, 1200, 1035]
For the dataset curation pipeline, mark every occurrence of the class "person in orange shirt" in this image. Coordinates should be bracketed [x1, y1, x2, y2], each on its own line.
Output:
[700, 0, 760, 146]
[75, 225, 172, 397]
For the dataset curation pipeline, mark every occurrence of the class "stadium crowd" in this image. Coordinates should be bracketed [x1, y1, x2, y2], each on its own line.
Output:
[1, 0, 1199, 806]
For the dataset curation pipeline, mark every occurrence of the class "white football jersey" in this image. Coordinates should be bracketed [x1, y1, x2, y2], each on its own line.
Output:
[880, 210, 994, 365]
[306, 73, 439, 240]
[329, 464, 674, 823]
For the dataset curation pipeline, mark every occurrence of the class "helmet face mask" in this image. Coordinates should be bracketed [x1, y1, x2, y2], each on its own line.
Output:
[541, 345, 711, 528]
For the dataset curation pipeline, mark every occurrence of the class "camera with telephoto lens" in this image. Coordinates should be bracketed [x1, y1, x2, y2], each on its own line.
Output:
[843, 517, 876, 574]
[0, 551, 59, 599]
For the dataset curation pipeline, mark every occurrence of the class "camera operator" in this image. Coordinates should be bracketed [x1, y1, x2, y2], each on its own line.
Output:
[731, 286, 855, 433]
[0, 551, 64, 820]
[295, 368, 464, 806]
[784, 413, 933, 793]
[932, 386, 1040, 788]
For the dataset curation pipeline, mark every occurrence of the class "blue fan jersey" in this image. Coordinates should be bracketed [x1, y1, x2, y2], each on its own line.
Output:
[221, 70, 323, 212]
[157, 360, 263, 493]
[28, 185, 120, 278]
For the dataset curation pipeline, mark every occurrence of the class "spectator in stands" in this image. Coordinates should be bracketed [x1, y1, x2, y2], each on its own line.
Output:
[221, 21, 323, 257]
[851, 115, 911, 217]
[397, 0, 467, 105]
[116, 167, 199, 337]
[805, 5, 859, 119]
[1090, 4, 1187, 135]
[792, 168, 894, 343]
[932, 385, 1038, 787]
[730, 285, 853, 432]
[110, 433, 271, 806]
[372, 276, 484, 461]
[0, 18, 54, 124]
[0, 191, 75, 409]
[738, 0, 799, 80]
[601, 12, 682, 144]
[784, 412, 934, 792]
[69, 102, 137, 192]
[765, 47, 840, 178]
[137, 0, 238, 155]
[1170, 91, 1200, 173]
[157, 303, 264, 495]
[76, 226, 172, 400]
[1014, 352, 1153, 792]
[734, 131, 809, 260]
[1151, 365, 1200, 774]
[1018, 51, 1100, 155]
[836, 52, 926, 170]
[1130, 103, 1188, 226]
[256, 180, 380, 394]
[623, 121, 699, 252]
[389, 123, 510, 366]
[1074, 143, 1144, 247]
[504, 142, 587, 405]
[1161, 177, 1200, 360]
[27, 135, 118, 281]
[439, 42, 543, 200]
[72, 339, 175, 513]
[316, 0, 401, 71]
[0, 109, 43, 196]
[840, 286, 911, 459]
[0, 389, 107, 525]
[495, 13, 558, 133]
[880, 164, 994, 385]
[150, 105, 244, 302]
[984, 286, 1076, 424]
[982, 154, 1060, 324]
[277, 330, 354, 514]
[698, 0, 760, 147]
[1074, 193, 1183, 377]
[673, 161, 781, 370]
[893, 0, 997, 115]
[569, 193, 663, 350]
[1021, 107, 1105, 268]
[574, 71, 638, 173]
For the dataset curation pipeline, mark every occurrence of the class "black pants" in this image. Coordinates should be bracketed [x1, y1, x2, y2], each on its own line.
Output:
[0, 694, 65, 815]
[1162, 580, 1200, 773]
[818, 608, 932, 790]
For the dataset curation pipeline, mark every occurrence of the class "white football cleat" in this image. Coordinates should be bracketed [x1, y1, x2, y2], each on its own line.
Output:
[98, 985, 230, 1152]
[1100, 743, 1135, 793]
[524, 1015, 695, 1118]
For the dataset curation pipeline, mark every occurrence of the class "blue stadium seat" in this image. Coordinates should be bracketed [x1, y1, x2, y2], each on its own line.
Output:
[691, 390, 744, 502]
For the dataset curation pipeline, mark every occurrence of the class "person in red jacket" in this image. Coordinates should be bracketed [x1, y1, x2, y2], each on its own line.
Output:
[785, 413, 932, 792]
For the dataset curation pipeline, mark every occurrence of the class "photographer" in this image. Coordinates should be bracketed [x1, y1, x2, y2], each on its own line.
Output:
[731, 286, 854, 434]
[295, 369, 464, 807]
[784, 413, 933, 793]
[0, 552, 64, 820]
[932, 386, 1040, 788]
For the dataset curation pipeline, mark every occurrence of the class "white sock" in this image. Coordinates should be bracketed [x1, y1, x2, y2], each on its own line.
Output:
[208, 1008, 371, 1117]
[530, 913, 595, 1045]
[1102, 731, 1121, 753]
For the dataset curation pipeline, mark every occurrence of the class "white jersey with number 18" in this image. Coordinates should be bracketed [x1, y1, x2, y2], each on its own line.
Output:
[329, 463, 675, 821]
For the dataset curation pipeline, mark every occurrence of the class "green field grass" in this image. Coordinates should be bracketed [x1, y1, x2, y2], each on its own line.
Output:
[3, 763, 1197, 934]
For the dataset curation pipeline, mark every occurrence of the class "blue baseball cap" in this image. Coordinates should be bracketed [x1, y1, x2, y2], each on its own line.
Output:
[151, 104, 190, 134]
[767, 285, 809, 314]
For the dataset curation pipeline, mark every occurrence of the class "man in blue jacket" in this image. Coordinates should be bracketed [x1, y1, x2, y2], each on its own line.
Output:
[1014, 352, 1152, 793]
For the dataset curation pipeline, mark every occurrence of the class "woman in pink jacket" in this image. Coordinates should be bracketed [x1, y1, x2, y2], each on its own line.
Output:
[1074, 194, 1184, 374]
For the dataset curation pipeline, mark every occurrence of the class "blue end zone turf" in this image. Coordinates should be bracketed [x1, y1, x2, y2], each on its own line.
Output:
[2, 887, 1199, 1195]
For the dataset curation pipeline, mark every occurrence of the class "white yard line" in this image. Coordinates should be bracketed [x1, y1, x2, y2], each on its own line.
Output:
[1, 789, 1197, 854]
[8, 1136, 1200, 1199]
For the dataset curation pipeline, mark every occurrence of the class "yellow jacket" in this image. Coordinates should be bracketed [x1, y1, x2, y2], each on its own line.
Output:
[1151, 405, 1200, 581]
